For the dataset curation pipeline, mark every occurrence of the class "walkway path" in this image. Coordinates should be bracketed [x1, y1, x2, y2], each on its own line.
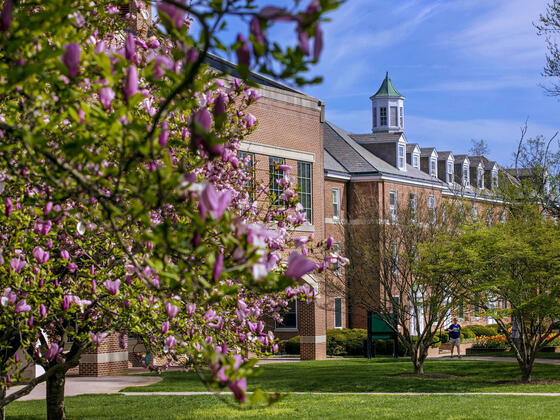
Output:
[7, 375, 162, 401]
[440, 356, 560, 365]
[121, 391, 560, 397]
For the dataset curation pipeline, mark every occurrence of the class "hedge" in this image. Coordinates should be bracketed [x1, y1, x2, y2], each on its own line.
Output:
[462, 324, 497, 338]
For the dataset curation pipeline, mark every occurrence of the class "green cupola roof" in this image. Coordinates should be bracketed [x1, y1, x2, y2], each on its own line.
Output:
[372, 72, 404, 98]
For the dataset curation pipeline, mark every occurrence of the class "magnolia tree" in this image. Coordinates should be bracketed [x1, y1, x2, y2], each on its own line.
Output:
[0, 0, 342, 418]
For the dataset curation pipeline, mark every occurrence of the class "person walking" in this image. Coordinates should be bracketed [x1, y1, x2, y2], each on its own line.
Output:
[448, 318, 462, 359]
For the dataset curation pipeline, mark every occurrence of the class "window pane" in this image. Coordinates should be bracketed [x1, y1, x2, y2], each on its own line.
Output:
[269, 156, 285, 205]
[373, 108, 377, 128]
[297, 161, 313, 223]
[332, 188, 340, 219]
[380, 107, 387, 126]
[400, 107, 403, 127]
[390, 106, 398, 126]
[334, 297, 342, 328]
[276, 301, 297, 329]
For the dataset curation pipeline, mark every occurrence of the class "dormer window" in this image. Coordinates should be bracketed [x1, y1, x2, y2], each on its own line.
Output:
[491, 169, 498, 190]
[398, 145, 405, 170]
[430, 159, 437, 177]
[477, 167, 484, 189]
[463, 163, 469, 186]
[447, 161, 453, 184]
[400, 107, 404, 127]
[391, 106, 398, 126]
[380, 107, 387, 126]
[413, 154, 419, 168]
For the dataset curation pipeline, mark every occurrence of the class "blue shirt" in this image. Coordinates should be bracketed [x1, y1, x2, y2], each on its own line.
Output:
[448, 324, 461, 339]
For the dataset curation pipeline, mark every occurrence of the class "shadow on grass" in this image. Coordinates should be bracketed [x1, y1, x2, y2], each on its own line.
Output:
[122, 359, 560, 394]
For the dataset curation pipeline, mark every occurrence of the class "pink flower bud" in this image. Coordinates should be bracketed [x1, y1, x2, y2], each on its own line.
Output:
[62, 43, 81, 78]
[99, 87, 115, 109]
[123, 65, 138, 102]
[235, 34, 251, 67]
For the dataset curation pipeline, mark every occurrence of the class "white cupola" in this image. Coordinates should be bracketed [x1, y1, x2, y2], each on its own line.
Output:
[370, 72, 405, 134]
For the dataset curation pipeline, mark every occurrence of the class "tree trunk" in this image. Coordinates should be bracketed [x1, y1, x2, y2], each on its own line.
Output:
[520, 364, 532, 383]
[413, 360, 424, 375]
[1, 385, 6, 420]
[46, 370, 66, 420]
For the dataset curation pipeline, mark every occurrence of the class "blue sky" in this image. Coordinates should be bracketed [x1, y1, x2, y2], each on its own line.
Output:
[294, 0, 559, 166]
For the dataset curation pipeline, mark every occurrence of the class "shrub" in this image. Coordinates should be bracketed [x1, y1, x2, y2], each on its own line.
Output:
[465, 324, 497, 338]
[461, 327, 476, 340]
[284, 335, 300, 354]
[327, 328, 367, 356]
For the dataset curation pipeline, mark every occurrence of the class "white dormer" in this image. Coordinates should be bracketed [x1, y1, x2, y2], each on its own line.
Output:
[371, 72, 405, 134]
[454, 155, 470, 187]
[476, 163, 484, 189]
[407, 144, 420, 169]
[397, 139, 407, 172]
[463, 161, 470, 186]
[420, 148, 438, 178]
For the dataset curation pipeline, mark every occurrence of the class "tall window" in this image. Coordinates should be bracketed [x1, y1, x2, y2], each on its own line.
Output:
[492, 169, 498, 190]
[390, 106, 398, 126]
[389, 190, 397, 222]
[269, 156, 285, 205]
[332, 188, 340, 220]
[428, 195, 436, 223]
[275, 301, 297, 329]
[373, 108, 377, 128]
[334, 297, 343, 328]
[471, 204, 478, 221]
[297, 161, 313, 223]
[463, 163, 469, 186]
[447, 161, 453, 184]
[430, 159, 437, 177]
[409, 192, 417, 221]
[477, 167, 484, 188]
[398, 145, 405, 169]
[390, 242, 398, 275]
[239, 151, 255, 201]
[413, 154, 419, 168]
[400, 106, 403, 127]
[380, 107, 387, 126]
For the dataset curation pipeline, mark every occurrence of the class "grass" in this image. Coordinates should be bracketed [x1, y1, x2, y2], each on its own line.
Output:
[122, 359, 560, 394]
[6, 393, 560, 419]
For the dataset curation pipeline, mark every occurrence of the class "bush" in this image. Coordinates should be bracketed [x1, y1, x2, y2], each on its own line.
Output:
[465, 324, 497, 338]
[284, 335, 300, 354]
[327, 329, 367, 356]
[432, 331, 449, 347]
[461, 327, 476, 340]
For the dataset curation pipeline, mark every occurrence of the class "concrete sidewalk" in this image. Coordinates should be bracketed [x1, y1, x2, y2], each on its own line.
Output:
[438, 356, 560, 365]
[7, 375, 162, 401]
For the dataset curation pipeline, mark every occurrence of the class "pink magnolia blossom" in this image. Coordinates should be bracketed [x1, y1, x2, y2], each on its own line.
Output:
[199, 183, 232, 219]
[44, 201, 53, 216]
[213, 252, 224, 281]
[193, 107, 212, 132]
[32, 247, 50, 264]
[99, 87, 115, 109]
[124, 65, 138, 102]
[235, 33, 251, 67]
[62, 43, 81, 78]
[326, 236, 334, 250]
[14, 299, 31, 313]
[124, 33, 135, 62]
[166, 302, 179, 319]
[62, 295, 72, 310]
[153, 55, 173, 79]
[161, 320, 169, 334]
[313, 25, 323, 61]
[164, 335, 177, 350]
[186, 303, 196, 316]
[245, 113, 257, 127]
[4, 197, 12, 216]
[297, 28, 310, 56]
[60, 249, 70, 260]
[44, 343, 60, 361]
[103, 279, 120, 295]
[10, 257, 26, 273]
[0, 0, 12, 31]
[67, 262, 78, 273]
[40, 303, 46, 319]
[285, 252, 317, 279]
[227, 377, 247, 402]
[89, 331, 109, 346]
[158, 0, 185, 28]
[213, 92, 227, 118]
[159, 121, 169, 147]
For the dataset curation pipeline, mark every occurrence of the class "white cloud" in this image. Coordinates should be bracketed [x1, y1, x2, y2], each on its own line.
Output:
[440, 0, 549, 67]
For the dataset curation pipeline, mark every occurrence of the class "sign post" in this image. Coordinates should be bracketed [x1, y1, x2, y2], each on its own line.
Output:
[367, 311, 398, 359]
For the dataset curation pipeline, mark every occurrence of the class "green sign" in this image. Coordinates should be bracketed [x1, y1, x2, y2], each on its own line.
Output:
[371, 313, 396, 339]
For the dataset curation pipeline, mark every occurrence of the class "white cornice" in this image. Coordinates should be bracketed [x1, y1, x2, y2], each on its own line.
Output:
[240, 141, 315, 163]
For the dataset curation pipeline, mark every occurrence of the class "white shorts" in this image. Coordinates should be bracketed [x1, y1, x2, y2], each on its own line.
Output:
[450, 338, 461, 346]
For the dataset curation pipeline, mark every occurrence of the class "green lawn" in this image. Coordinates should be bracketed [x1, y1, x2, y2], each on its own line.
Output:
[6, 394, 560, 419]
[122, 359, 560, 394]
[465, 351, 560, 359]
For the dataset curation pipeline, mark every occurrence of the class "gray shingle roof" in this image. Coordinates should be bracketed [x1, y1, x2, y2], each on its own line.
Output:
[324, 122, 444, 185]
[324, 150, 348, 173]
[455, 154, 469, 163]
[420, 147, 437, 157]
[350, 133, 404, 143]
[407, 143, 420, 153]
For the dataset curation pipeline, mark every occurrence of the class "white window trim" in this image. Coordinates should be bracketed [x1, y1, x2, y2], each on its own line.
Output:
[334, 297, 343, 329]
[447, 159, 454, 184]
[463, 163, 470, 187]
[430, 158, 437, 177]
[389, 190, 398, 222]
[332, 187, 341, 220]
[397, 143, 406, 171]
[413, 153, 420, 169]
